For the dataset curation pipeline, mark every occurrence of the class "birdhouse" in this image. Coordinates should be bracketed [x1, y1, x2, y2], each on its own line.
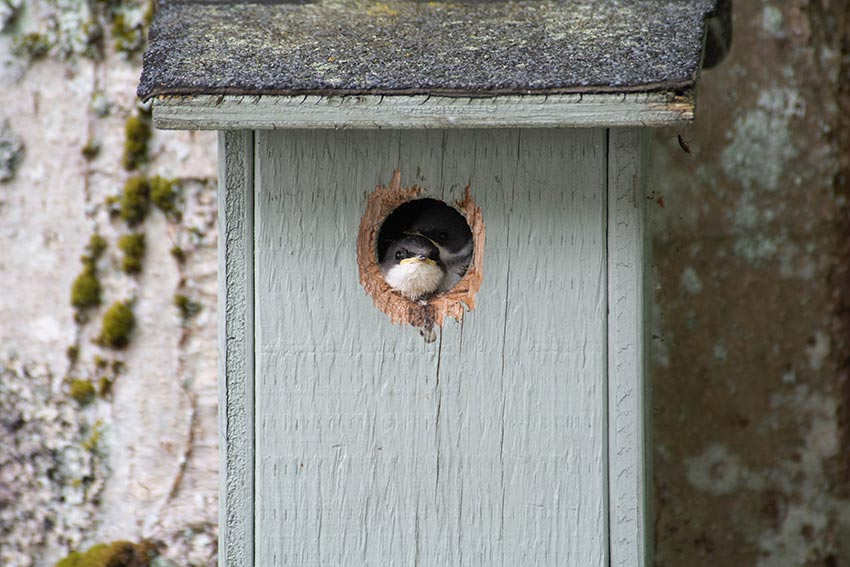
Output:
[138, 1, 727, 565]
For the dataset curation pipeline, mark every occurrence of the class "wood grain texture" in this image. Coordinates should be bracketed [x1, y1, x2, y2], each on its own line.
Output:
[218, 131, 254, 567]
[607, 128, 650, 567]
[253, 129, 608, 566]
[152, 93, 694, 131]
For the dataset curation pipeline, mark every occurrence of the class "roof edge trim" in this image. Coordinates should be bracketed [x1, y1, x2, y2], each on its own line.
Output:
[151, 92, 695, 131]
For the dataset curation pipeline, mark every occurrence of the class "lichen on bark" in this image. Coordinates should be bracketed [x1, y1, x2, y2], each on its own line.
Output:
[0, 118, 25, 182]
[0, 357, 105, 567]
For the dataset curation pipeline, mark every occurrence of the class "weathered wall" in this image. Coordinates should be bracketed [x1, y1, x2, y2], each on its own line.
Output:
[1, 0, 848, 565]
[649, 1, 850, 565]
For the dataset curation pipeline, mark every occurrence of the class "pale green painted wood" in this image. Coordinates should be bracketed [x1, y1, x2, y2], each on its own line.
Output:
[607, 128, 650, 567]
[253, 129, 609, 566]
[152, 93, 694, 131]
[218, 131, 255, 567]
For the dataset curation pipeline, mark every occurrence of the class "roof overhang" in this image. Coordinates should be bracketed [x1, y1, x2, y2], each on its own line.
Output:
[139, 0, 724, 130]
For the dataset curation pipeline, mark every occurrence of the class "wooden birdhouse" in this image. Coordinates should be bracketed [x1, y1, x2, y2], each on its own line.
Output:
[138, 1, 727, 565]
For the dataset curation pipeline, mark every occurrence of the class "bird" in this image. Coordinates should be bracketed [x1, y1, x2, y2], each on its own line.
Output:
[403, 203, 473, 292]
[380, 235, 446, 302]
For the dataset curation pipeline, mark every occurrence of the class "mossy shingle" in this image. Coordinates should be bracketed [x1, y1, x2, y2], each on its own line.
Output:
[139, 0, 716, 100]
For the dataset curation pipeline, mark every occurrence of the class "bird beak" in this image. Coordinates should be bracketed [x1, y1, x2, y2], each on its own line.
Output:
[399, 255, 437, 266]
[403, 230, 440, 249]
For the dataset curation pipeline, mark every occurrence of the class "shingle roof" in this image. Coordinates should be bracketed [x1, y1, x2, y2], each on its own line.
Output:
[138, 0, 717, 101]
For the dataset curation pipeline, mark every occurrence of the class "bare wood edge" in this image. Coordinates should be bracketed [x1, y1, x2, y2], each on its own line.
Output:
[152, 92, 694, 130]
[356, 170, 485, 330]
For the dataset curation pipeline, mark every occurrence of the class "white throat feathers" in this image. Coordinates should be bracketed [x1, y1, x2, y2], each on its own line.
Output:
[382, 260, 445, 301]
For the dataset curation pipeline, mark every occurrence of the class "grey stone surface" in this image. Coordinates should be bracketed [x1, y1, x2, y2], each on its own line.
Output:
[138, 0, 715, 100]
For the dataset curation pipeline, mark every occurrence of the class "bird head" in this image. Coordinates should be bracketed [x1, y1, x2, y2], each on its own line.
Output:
[403, 203, 472, 257]
[382, 235, 442, 269]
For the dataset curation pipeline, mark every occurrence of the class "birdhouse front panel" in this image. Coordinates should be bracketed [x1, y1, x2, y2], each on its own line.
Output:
[254, 128, 608, 565]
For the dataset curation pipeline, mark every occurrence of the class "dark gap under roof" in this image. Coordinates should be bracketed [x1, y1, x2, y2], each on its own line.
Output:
[138, 0, 717, 101]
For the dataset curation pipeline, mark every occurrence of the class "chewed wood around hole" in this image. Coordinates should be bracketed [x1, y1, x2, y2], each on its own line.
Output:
[357, 170, 485, 333]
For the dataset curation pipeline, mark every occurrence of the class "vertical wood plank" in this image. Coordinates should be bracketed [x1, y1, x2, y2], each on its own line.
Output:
[434, 130, 609, 567]
[218, 130, 254, 567]
[607, 128, 650, 567]
[253, 129, 608, 566]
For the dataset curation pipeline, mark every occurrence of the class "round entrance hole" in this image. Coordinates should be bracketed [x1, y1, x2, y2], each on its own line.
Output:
[357, 171, 485, 334]
[377, 198, 473, 294]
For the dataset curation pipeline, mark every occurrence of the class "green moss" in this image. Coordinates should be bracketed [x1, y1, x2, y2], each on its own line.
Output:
[86, 233, 108, 262]
[93, 0, 122, 9]
[82, 20, 105, 60]
[82, 420, 103, 451]
[174, 294, 202, 320]
[1, 0, 22, 28]
[81, 138, 101, 160]
[142, 0, 156, 27]
[118, 233, 145, 274]
[119, 176, 150, 225]
[112, 13, 146, 56]
[54, 540, 156, 567]
[69, 379, 96, 406]
[12, 32, 51, 60]
[169, 245, 186, 264]
[94, 356, 108, 370]
[122, 115, 151, 171]
[66, 345, 79, 363]
[73, 234, 107, 308]
[97, 301, 135, 349]
[98, 376, 113, 397]
[71, 268, 101, 309]
[150, 176, 178, 215]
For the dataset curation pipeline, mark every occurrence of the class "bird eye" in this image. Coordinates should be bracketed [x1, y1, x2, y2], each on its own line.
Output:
[394, 250, 405, 260]
[438, 231, 449, 241]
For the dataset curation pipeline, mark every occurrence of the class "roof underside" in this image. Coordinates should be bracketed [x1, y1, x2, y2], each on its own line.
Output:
[138, 0, 716, 101]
